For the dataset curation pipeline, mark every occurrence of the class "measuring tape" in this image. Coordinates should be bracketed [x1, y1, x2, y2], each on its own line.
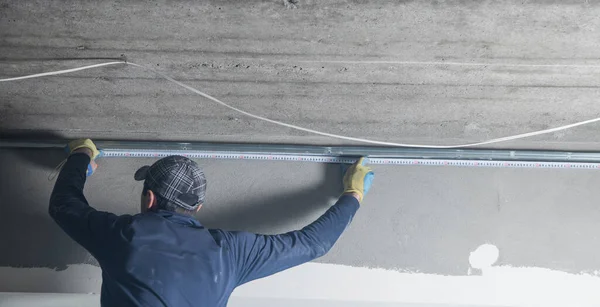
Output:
[100, 149, 600, 170]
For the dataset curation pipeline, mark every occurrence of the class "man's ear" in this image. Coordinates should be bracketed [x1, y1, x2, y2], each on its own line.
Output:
[146, 189, 157, 209]
[195, 204, 203, 212]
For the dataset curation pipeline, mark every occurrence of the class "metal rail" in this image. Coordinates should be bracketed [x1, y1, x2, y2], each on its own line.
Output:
[3, 139, 600, 170]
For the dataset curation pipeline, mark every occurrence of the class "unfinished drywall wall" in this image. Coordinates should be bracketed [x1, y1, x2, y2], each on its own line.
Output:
[2, 149, 600, 277]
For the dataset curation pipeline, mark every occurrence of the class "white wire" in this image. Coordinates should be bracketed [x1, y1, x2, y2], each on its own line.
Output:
[1, 60, 599, 149]
[0, 62, 124, 82]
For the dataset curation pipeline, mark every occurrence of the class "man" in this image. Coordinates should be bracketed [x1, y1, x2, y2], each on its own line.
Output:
[49, 139, 374, 306]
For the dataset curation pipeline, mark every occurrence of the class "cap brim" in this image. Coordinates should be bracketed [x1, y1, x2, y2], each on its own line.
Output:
[134, 165, 150, 181]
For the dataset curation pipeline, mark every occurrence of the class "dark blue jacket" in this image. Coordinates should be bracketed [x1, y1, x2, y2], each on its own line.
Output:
[49, 153, 360, 307]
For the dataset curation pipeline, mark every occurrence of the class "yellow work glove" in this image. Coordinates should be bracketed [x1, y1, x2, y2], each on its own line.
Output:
[342, 157, 374, 202]
[67, 139, 100, 176]
[68, 139, 100, 160]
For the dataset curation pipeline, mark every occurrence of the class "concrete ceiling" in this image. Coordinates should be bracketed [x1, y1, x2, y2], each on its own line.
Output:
[2, 1, 600, 149]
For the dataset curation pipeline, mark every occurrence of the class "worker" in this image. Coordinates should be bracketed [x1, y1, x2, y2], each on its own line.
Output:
[49, 139, 374, 307]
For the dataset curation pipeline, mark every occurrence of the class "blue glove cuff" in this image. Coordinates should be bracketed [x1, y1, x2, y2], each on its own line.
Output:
[86, 163, 94, 177]
[363, 172, 374, 195]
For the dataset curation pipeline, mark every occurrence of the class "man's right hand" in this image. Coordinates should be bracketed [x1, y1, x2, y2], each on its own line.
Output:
[68, 139, 100, 159]
[342, 157, 374, 202]
[68, 139, 100, 176]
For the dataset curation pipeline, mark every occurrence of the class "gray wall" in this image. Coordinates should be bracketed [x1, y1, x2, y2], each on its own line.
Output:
[2, 148, 600, 277]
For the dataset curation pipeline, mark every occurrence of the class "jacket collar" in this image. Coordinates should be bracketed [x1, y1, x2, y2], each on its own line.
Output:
[153, 209, 203, 228]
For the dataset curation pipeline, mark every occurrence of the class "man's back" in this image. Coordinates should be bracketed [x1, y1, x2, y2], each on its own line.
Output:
[98, 211, 235, 306]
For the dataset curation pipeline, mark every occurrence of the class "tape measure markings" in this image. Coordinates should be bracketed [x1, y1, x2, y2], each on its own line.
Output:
[99, 149, 600, 170]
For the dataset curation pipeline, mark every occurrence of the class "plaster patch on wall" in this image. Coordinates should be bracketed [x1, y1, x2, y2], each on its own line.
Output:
[237, 263, 600, 306]
[469, 244, 500, 270]
[1, 262, 599, 306]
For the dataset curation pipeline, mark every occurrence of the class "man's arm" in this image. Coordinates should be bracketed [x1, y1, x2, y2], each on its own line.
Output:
[49, 149, 118, 256]
[226, 157, 374, 285]
[226, 194, 360, 286]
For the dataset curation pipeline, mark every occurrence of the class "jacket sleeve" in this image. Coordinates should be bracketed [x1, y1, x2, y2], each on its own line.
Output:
[49, 153, 119, 256]
[226, 195, 360, 285]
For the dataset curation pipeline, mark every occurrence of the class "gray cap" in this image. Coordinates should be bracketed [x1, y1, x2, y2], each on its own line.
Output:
[134, 155, 206, 210]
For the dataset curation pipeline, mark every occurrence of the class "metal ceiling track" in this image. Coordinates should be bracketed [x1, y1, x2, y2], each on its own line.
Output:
[3, 139, 600, 170]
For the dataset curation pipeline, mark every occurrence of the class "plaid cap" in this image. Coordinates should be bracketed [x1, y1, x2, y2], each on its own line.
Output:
[134, 155, 206, 210]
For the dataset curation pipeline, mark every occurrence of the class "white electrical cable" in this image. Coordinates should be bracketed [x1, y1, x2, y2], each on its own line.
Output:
[0, 61, 124, 82]
[2, 60, 599, 149]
